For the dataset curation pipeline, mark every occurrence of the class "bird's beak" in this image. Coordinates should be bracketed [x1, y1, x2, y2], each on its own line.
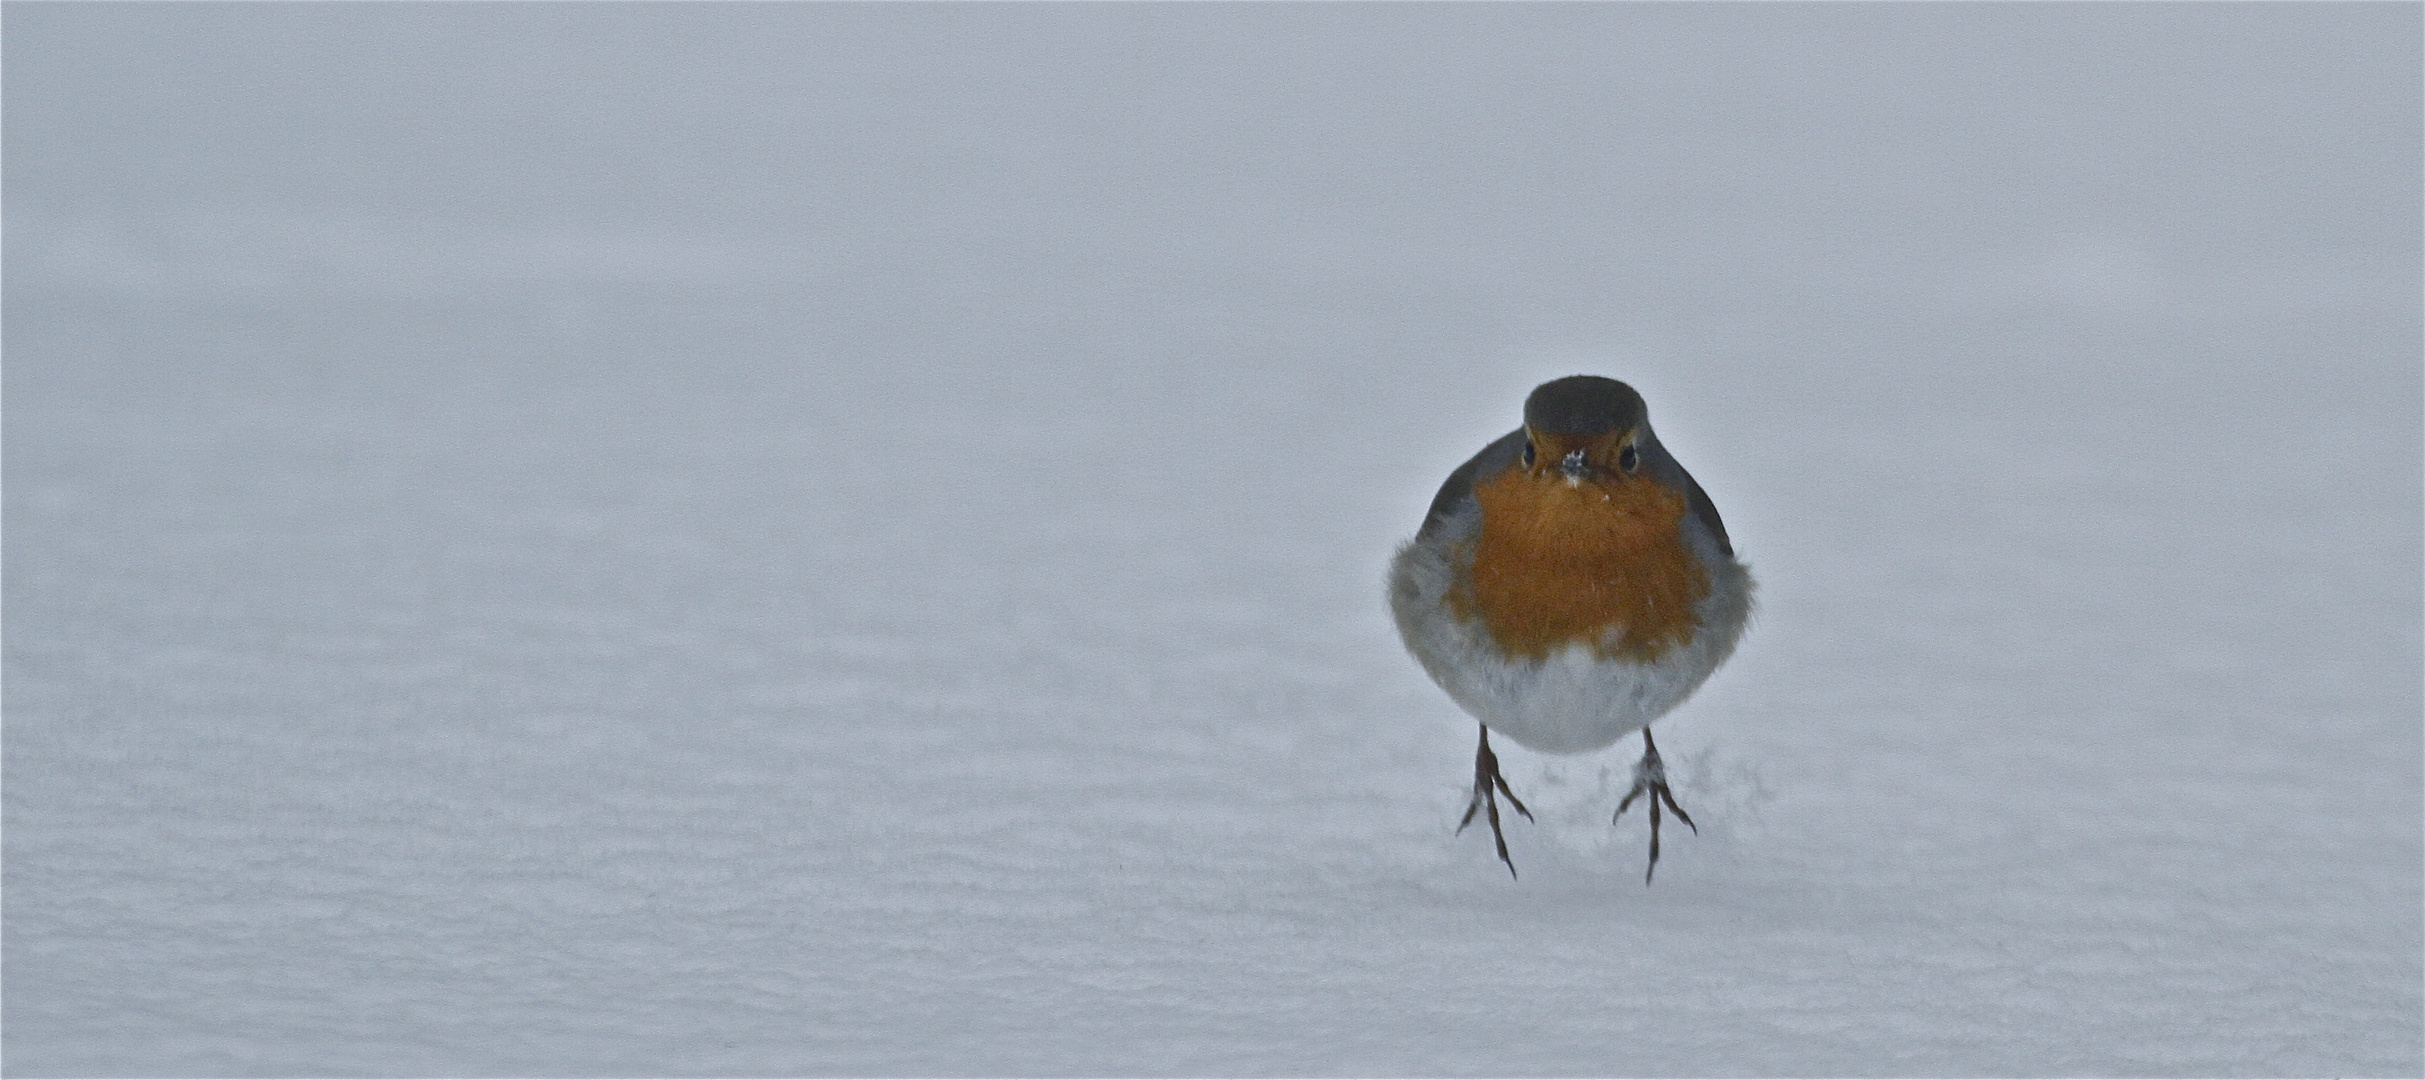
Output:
[1559, 449, 1591, 482]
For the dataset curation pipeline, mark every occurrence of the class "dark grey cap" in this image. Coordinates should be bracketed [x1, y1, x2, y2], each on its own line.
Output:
[1524, 375, 1645, 435]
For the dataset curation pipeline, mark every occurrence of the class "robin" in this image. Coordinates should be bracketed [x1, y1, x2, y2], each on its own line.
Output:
[1389, 375, 1753, 883]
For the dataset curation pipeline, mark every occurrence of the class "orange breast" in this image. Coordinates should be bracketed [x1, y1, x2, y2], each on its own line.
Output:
[1455, 470, 1708, 662]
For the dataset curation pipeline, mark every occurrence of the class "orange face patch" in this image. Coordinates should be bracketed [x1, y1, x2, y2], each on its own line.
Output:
[1454, 443, 1708, 662]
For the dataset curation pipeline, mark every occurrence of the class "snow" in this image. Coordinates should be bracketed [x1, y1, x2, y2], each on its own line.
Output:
[6, 5, 2419, 1076]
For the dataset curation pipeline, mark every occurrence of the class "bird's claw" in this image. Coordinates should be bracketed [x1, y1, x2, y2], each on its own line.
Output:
[1459, 726, 1532, 879]
[1613, 729, 1695, 884]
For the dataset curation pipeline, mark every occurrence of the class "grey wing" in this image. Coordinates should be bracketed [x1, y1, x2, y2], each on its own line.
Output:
[1417, 428, 1527, 540]
[1677, 468, 1734, 559]
[1638, 429, 1735, 560]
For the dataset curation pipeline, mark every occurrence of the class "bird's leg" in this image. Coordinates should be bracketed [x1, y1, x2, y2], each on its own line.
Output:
[1456, 724, 1533, 879]
[1614, 727, 1696, 884]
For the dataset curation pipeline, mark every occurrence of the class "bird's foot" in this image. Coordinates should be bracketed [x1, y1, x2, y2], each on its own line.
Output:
[1613, 728, 1696, 885]
[1456, 725, 1533, 879]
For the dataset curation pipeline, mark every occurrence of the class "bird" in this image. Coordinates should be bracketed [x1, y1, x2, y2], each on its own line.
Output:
[1389, 375, 1752, 883]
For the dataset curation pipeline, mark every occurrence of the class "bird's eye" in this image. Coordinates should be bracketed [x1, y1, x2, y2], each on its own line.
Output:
[1521, 441, 1536, 467]
[1619, 443, 1640, 472]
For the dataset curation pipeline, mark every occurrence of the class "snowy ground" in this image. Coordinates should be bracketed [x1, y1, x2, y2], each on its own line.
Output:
[6, 6, 2419, 1077]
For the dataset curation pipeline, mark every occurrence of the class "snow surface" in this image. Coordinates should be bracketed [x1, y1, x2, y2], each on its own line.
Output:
[6, 5, 2420, 1076]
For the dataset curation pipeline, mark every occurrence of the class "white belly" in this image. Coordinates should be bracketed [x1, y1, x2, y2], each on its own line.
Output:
[1388, 517, 1752, 755]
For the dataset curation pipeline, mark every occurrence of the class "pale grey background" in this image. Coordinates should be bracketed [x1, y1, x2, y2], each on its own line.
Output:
[7, 4, 2419, 1076]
